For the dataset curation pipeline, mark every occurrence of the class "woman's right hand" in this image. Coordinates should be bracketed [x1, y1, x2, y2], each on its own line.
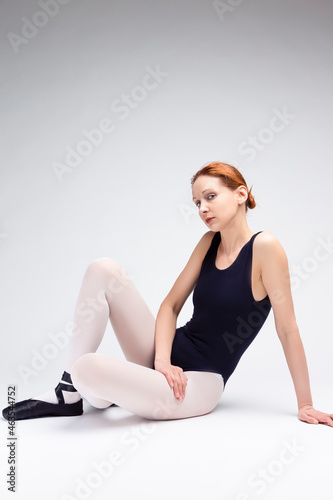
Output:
[154, 359, 188, 401]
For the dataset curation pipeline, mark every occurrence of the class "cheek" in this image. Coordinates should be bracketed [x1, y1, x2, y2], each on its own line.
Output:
[220, 199, 238, 217]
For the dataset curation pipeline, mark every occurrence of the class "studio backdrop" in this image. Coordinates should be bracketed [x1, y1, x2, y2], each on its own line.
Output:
[0, 3, 332, 498]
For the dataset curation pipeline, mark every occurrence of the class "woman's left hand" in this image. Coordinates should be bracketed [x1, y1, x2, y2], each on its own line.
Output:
[298, 404, 333, 426]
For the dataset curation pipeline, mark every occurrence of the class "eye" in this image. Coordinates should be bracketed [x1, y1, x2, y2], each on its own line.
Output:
[194, 193, 216, 208]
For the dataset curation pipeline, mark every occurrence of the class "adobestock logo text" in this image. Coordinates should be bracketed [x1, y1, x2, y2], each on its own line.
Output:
[238, 106, 296, 162]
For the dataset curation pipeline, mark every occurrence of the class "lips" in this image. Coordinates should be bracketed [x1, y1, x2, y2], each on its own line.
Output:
[205, 217, 214, 224]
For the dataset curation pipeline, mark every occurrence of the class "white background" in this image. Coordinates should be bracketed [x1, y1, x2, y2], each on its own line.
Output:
[1, 1, 332, 499]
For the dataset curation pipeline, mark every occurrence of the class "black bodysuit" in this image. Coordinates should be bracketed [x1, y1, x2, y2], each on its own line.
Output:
[170, 231, 272, 386]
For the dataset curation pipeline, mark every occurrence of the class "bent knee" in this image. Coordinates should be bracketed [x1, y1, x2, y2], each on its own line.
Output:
[86, 257, 122, 276]
[85, 258, 132, 290]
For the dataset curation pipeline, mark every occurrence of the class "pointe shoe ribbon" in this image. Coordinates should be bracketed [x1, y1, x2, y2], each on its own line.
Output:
[2, 371, 83, 421]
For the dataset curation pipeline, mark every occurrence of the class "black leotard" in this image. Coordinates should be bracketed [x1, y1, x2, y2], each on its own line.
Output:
[170, 231, 271, 385]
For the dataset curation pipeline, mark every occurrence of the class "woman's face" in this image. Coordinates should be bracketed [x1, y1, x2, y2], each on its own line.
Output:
[192, 175, 246, 230]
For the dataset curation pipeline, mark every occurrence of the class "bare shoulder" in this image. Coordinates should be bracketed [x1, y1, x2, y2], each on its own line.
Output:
[254, 230, 288, 262]
[198, 230, 216, 251]
[255, 230, 280, 247]
[202, 230, 216, 243]
[160, 230, 217, 314]
[189, 230, 216, 261]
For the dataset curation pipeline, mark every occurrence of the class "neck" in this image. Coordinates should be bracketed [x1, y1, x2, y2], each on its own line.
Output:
[218, 217, 254, 256]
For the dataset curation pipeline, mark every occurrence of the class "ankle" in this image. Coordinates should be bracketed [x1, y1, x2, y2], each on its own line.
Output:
[55, 371, 81, 404]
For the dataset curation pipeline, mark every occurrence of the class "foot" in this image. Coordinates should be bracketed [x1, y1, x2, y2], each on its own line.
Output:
[2, 371, 83, 421]
[33, 371, 81, 404]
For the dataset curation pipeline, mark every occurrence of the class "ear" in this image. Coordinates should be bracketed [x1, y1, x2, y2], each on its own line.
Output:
[235, 185, 248, 207]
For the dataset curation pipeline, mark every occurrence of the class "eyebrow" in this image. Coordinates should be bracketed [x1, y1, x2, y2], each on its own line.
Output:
[192, 188, 214, 201]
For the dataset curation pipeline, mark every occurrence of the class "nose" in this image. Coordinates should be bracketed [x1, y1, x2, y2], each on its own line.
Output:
[199, 201, 208, 216]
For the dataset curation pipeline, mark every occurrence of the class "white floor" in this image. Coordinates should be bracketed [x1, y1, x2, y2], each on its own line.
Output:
[1, 381, 332, 500]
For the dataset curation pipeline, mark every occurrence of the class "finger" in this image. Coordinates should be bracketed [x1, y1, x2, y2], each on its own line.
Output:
[176, 384, 185, 401]
[323, 417, 333, 427]
[170, 374, 179, 397]
[304, 411, 320, 424]
[175, 375, 184, 399]
[310, 411, 333, 426]
[180, 373, 188, 399]
[174, 375, 186, 401]
[165, 373, 175, 390]
[173, 381, 182, 400]
[299, 413, 318, 424]
[170, 377, 182, 398]
[181, 377, 188, 399]
[307, 417, 319, 424]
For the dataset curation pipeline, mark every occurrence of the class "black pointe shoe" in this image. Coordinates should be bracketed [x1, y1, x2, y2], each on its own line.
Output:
[2, 398, 83, 421]
[2, 371, 83, 421]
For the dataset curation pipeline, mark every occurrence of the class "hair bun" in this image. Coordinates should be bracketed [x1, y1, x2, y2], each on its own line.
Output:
[247, 188, 256, 209]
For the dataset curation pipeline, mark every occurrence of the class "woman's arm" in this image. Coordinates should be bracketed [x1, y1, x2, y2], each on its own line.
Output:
[154, 302, 178, 365]
[154, 301, 187, 401]
[257, 231, 333, 426]
[154, 231, 215, 401]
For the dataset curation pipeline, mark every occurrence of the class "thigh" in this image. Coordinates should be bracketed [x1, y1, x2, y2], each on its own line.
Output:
[108, 277, 156, 368]
[152, 370, 224, 420]
[92, 258, 156, 368]
[72, 354, 224, 421]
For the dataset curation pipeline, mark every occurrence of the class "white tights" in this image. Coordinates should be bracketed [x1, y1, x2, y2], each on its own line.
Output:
[66, 258, 224, 420]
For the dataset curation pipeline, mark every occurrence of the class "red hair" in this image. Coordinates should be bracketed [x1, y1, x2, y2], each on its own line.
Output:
[191, 161, 256, 211]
